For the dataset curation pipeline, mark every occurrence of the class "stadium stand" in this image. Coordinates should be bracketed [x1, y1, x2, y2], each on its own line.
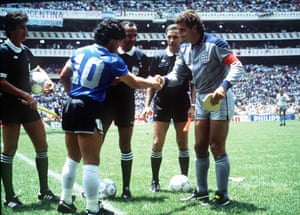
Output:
[0, 0, 299, 122]
[1, 0, 300, 12]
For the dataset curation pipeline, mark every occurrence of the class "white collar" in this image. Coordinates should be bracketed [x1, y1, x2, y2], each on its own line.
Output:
[5, 39, 25, 53]
[118, 46, 136, 56]
[166, 47, 177, 57]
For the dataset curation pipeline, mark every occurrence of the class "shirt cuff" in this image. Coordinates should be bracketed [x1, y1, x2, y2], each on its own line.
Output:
[163, 77, 169, 87]
[220, 80, 232, 90]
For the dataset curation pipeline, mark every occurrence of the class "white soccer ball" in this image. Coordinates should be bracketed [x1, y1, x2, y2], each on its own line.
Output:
[30, 70, 49, 94]
[168, 174, 193, 193]
[98, 180, 107, 199]
[99, 178, 117, 199]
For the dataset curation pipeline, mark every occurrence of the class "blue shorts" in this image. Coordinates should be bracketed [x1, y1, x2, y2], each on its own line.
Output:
[195, 90, 234, 120]
[62, 97, 103, 134]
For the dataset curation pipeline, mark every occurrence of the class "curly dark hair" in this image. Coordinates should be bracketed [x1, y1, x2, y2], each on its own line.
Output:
[94, 19, 126, 46]
[4, 11, 28, 38]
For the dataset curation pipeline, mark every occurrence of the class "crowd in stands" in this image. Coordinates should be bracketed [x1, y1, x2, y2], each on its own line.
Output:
[233, 64, 300, 116]
[2, 0, 300, 13]
[34, 81, 66, 120]
[231, 40, 300, 50]
[23, 38, 300, 51]
[34, 64, 299, 122]
[2, 1, 299, 121]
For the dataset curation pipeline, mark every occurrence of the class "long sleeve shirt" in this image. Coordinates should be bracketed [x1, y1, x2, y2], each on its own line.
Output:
[165, 32, 244, 94]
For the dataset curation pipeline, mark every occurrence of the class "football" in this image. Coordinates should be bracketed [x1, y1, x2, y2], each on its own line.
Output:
[99, 178, 117, 199]
[30, 68, 49, 94]
[168, 174, 193, 193]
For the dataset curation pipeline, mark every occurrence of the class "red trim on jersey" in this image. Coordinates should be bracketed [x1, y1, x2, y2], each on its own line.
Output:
[223, 53, 239, 65]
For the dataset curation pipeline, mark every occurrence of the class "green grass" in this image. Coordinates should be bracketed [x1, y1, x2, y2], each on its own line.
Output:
[1, 121, 300, 215]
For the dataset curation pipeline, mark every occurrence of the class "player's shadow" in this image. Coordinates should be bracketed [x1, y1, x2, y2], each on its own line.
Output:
[155, 201, 198, 215]
[159, 188, 179, 193]
[5, 201, 54, 212]
[160, 188, 215, 194]
[155, 200, 266, 215]
[112, 195, 168, 203]
[9, 201, 86, 215]
[210, 200, 267, 213]
[9, 201, 56, 211]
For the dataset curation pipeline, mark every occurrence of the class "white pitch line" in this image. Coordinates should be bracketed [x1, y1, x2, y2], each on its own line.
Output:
[15, 152, 125, 215]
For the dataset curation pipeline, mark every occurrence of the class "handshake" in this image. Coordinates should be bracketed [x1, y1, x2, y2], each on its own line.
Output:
[147, 75, 165, 90]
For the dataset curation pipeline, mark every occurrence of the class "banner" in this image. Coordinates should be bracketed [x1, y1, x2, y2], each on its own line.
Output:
[250, 114, 295, 122]
[101, 10, 115, 19]
[1, 7, 63, 27]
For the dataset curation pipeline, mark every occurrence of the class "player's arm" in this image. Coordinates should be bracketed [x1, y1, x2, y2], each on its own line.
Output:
[212, 47, 244, 104]
[119, 71, 162, 90]
[162, 48, 192, 88]
[221, 53, 244, 87]
[60, 60, 73, 93]
[218, 43, 244, 93]
[144, 87, 155, 108]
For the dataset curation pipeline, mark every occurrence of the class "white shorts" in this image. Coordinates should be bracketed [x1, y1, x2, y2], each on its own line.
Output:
[278, 104, 287, 111]
[195, 89, 234, 120]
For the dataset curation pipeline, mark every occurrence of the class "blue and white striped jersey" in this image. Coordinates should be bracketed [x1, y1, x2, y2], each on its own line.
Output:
[68, 44, 128, 103]
[165, 33, 244, 93]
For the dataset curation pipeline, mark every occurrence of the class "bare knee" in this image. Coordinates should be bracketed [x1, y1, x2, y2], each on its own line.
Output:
[34, 141, 48, 153]
[152, 140, 164, 152]
[177, 137, 188, 151]
[210, 141, 225, 158]
[2, 146, 17, 156]
[120, 142, 131, 153]
[194, 143, 209, 157]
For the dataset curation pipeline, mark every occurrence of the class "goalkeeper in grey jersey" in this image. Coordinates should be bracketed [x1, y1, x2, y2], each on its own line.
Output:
[161, 10, 244, 206]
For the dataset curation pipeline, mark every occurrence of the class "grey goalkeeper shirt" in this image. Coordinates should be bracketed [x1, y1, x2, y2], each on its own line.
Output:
[165, 33, 244, 94]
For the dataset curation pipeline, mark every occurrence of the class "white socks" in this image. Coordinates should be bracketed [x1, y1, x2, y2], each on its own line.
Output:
[61, 157, 79, 204]
[61, 158, 100, 212]
[83, 164, 99, 212]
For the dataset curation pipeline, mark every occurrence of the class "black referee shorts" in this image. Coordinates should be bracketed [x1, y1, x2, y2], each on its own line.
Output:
[153, 103, 189, 123]
[1, 99, 40, 124]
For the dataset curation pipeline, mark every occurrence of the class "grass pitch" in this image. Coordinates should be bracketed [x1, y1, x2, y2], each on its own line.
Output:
[1, 121, 300, 215]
